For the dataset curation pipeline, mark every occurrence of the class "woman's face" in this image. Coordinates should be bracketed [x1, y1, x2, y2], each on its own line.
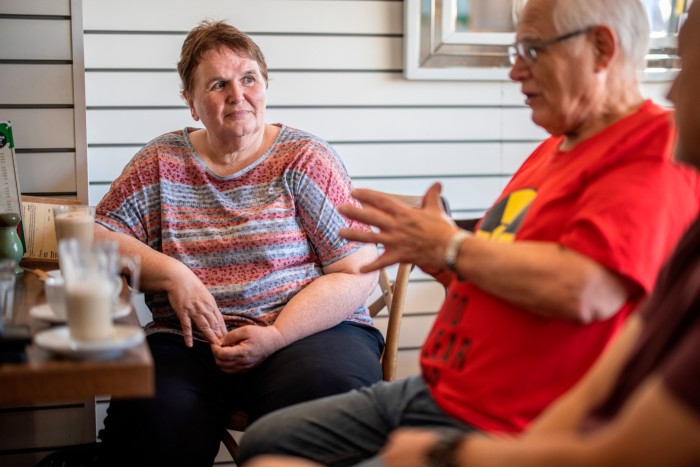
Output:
[185, 46, 266, 141]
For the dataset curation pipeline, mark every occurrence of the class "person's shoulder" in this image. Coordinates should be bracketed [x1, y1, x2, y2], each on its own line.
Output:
[276, 124, 329, 146]
[143, 128, 194, 149]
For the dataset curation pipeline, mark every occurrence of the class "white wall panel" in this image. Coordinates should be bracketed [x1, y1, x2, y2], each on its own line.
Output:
[83, 0, 402, 35]
[0, 65, 73, 105]
[502, 142, 540, 173]
[89, 183, 110, 204]
[395, 350, 421, 380]
[87, 108, 526, 145]
[17, 152, 76, 193]
[0, 0, 70, 15]
[1, 109, 75, 149]
[368, 281, 446, 315]
[86, 71, 507, 107]
[84, 34, 401, 71]
[87, 147, 138, 181]
[374, 314, 436, 349]
[338, 143, 503, 177]
[0, 19, 72, 60]
[352, 177, 507, 212]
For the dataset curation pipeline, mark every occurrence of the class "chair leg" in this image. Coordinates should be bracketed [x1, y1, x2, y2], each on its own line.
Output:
[221, 429, 240, 464]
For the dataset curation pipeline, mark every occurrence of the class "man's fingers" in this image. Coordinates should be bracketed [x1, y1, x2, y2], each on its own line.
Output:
[423, 182, 444, 211]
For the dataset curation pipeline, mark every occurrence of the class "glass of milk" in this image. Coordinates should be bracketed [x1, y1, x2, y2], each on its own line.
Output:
[53, 205, 96, 249]
[58, 238, 140, 342]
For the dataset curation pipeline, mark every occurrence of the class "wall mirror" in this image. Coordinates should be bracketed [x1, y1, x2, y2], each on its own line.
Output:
[404, 0, 690, 81]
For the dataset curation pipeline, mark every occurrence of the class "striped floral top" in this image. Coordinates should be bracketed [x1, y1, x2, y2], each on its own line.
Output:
[95, 124, 375, 340]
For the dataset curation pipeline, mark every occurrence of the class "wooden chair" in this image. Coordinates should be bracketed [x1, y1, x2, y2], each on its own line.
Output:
[220, 193, 424, 463]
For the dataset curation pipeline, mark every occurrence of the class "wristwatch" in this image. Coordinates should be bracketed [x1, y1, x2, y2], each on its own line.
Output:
[444, 229, 471, 273]
[424, 432, 465, 467]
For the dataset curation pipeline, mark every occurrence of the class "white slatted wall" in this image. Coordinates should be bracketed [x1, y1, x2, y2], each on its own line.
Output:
[0, 0, 88, 201]
[81, 0, 673, 383]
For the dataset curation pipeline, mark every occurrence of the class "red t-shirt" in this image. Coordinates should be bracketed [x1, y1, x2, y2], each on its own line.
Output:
[421, 100, 700, 433]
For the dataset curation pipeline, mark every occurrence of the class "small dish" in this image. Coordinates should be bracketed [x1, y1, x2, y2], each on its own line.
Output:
[34, 324, 145, 360]
[30, 302, 131, 324]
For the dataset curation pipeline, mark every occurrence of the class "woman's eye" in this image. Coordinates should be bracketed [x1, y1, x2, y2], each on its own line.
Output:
[242, 76, 256, 85]
[212, 81, 225, 90]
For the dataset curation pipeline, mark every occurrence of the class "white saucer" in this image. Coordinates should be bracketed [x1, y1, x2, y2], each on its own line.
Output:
[29, 302, 131, 324]
[34, 325, 145, 360]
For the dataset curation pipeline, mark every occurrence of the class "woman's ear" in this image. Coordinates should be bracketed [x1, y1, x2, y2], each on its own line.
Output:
[591, 25, 616, 72]
[183, 90, 200, 121]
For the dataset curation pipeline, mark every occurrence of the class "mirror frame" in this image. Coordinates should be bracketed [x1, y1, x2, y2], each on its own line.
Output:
[404, 0, 681, 81]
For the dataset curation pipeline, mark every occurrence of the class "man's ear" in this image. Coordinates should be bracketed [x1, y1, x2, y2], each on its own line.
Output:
[183, 90, 200, 121]
[591, 24, 616, 72]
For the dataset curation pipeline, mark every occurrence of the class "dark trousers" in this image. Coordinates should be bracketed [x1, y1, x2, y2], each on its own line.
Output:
[98, 322, 384, 467]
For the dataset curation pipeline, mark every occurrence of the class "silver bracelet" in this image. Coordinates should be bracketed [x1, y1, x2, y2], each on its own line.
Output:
[444, 229, 471, 273]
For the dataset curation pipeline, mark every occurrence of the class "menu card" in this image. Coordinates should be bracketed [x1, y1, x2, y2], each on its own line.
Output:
[0, 121, 22, 219]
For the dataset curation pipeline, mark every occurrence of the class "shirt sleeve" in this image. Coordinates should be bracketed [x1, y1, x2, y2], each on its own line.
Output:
[285, 138, 370, 267]
[561, 160, 698, 294]
[94, 144, 162, 248]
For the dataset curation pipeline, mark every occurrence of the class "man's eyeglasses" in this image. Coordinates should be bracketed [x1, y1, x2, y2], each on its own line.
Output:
[508, 26, 593, 65]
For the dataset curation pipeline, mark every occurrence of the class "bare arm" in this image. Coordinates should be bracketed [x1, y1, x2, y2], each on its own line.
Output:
[340, 182, 630, 322]
[211, 244, 379, 373]
[452, 377, 700, 467]
[94, 224, 227, 347]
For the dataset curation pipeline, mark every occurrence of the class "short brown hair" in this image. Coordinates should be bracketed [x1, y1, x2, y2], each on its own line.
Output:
[177, 20, 269, 98]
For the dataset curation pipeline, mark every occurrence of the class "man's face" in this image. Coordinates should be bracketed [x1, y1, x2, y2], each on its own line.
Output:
[509, 0, 599, 137]
[668, 2, 700, 169]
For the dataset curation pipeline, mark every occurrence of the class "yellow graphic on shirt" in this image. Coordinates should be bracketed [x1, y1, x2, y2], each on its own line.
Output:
[475, 189, 537, 243]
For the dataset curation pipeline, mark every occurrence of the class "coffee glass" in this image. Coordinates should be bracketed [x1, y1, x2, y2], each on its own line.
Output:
[53, 205, 96, 249]
[58, 239, 140, 342]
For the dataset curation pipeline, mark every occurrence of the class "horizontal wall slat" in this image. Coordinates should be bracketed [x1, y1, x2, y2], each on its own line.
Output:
[0, 0, 70, 16]
[374, 314, 435, 349]
[17, 152, 76, 193]
[395, 349, 421, 380]
[0, 64, 73, 105]
[368, 280, 445, 315]
[83, 0, 401, 34]
[85, 108, 545, 145]
[351, 177, 508, 212]
[84, 34, 402, 71]
[0, 18, 72, 60]
[503, 79, 674, 106]
[0, 109, 75, 148]
[86, 142, 539, 182]
[85, 71, 507, 107]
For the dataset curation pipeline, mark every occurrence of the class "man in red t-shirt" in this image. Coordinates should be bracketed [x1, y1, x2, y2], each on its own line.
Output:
[236, 0, 700, 465]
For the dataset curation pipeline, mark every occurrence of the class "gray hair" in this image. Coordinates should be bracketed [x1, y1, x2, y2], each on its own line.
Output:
[551, 0, 650, 74]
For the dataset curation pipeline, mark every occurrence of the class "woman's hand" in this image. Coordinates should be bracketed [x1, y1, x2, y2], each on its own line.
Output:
[211, 325, 287, 373]
[166, 265, 227, 347]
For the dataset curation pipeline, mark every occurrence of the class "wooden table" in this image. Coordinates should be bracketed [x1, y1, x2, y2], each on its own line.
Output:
[0, 261, 154, 407]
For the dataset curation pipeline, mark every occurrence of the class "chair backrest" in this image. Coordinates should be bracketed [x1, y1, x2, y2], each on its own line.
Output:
[364, 193, 424, 381]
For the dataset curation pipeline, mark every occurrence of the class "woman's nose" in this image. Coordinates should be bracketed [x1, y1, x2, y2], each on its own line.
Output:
[228, 83, 245, 102]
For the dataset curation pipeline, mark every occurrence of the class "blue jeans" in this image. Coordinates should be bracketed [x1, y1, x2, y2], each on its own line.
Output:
[237, 375, 478, 467]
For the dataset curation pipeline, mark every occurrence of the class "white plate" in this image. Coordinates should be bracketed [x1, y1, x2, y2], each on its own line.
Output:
[34, 325, 145, 360]
[30, 302, 131, 324]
